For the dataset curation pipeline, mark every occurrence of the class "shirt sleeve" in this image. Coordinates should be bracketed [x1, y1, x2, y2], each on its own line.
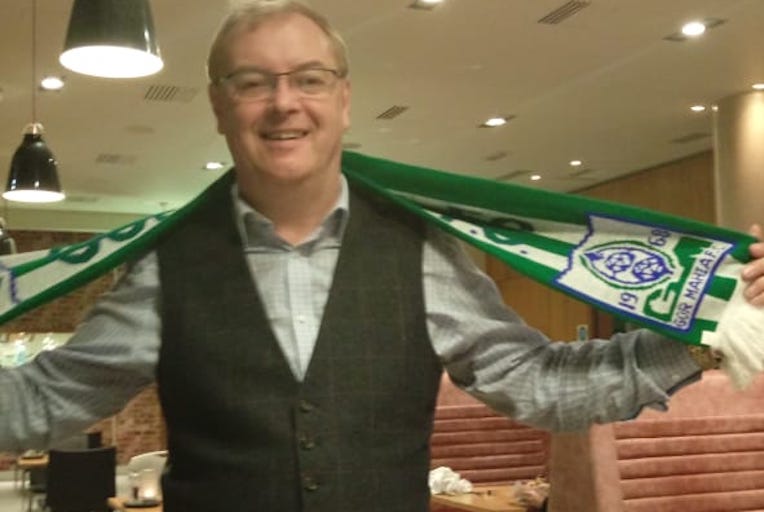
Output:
[0, 251, 161, 451]
[422, 226, 702, 432]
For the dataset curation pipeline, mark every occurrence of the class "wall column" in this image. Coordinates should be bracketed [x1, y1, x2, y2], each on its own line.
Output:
[713, 91, 764, 230]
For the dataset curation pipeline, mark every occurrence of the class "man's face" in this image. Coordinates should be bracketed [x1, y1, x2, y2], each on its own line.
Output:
[209, 13, 350, 187]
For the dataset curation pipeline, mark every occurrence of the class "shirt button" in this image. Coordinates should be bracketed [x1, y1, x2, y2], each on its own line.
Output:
[302, 474, 319, 491]
[298, 433, 316, 450]
[296, 315, 307, 324]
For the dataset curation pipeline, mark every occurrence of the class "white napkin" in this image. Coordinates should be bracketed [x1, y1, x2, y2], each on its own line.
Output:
[428, 466, 473, 495]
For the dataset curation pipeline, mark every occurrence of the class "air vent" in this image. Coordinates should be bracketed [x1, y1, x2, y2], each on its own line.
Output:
[670, 132, 710, 144]
[144, 85, 199, 102]
[125, 124, 155, 135]
[664, 33, 687, 43]
[65, 195, 99, 203]
[495, 170, 532, 181]
[95, 153, 137, 165]
[484, 151, 509, 162]
[376, 105, 409, 120]
[567, 168, 596, 179]
[538, 1, 591, 25]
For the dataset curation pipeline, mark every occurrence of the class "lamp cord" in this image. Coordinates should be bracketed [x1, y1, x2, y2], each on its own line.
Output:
[31, 0, 37, 123]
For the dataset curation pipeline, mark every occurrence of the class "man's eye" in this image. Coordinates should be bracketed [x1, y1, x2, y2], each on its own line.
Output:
[236, 74, 268, 90]
[296, 71, 327, 87]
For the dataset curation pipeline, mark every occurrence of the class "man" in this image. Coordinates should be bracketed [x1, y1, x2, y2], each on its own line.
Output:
[2, 2, 764, 511]
[0, 217, 17, 255]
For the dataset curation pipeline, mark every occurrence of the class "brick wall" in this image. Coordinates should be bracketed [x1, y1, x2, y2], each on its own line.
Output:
[0, 229, 166, 469]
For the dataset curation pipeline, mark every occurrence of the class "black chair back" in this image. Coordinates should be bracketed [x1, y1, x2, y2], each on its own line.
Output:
[45, 446, 116, 512]
[86, 431, 103, 449]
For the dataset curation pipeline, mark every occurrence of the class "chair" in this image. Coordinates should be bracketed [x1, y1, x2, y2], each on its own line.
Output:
[86, 431, 103, 449]
[44, 446, 116, 512]
[49, 432, 88, 451]
[23, 462, 48, 512]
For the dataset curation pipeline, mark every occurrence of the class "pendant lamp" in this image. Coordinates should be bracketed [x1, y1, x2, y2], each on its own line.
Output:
[3, 0, 65, 204]
[59, 0, 163, 78]
[4, 123, 65, 203]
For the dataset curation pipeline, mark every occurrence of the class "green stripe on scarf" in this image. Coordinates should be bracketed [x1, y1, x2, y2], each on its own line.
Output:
[1, 151, 762, 387]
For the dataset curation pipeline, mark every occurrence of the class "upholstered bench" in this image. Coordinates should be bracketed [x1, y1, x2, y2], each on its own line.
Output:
[548, 371, 764, 512]
[429, 375, 550, 511]
[615, 413, 764, 511]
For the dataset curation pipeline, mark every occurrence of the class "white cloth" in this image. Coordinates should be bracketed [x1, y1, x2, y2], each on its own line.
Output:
[428, 466, 473, 495]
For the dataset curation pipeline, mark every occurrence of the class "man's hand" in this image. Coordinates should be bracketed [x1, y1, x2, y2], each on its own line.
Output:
[743, 224, 764, 306]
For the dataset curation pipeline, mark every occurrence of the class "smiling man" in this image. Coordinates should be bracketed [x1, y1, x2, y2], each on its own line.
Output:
[208, 5, 351, 246]
[2, 2, 764, 512]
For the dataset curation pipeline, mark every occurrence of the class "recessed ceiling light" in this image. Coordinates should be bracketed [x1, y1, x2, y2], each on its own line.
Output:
[664, 18, 724, 42]
[753, 83, 764, 91]
[569, 160, 583, 167]
[40, 75, 65, 91]
[681, 21, 706, 37]
[690, 105, 706, 112]
[409, 0, 443, 9]
[203, 161, 225, 171]
[530, 174, 542, 181]
[481, 117, 509, 128]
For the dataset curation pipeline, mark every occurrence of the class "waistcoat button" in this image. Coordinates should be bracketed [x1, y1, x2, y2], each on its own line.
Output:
[298, 433, 316, 450]
[299, 400, 315, 413]
[302, 474, 319, 491]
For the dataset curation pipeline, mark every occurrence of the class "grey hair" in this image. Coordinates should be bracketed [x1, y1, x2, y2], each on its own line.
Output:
[206, 0, 349, 82]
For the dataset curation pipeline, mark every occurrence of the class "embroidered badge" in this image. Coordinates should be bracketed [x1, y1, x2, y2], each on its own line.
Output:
[556, 215, 734, 333]
[0, 261, 19, 310]
[581, 242, 675, 288]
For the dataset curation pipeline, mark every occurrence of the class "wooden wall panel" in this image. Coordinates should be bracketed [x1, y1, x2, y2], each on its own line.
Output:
[581, 151, 715, 222]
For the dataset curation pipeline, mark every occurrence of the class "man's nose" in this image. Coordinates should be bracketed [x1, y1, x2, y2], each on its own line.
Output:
[269, 76, 300, 110]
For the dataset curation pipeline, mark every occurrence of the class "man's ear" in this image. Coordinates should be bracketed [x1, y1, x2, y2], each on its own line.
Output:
[341, 79, 351, 131]
[208, 84, 226, 135]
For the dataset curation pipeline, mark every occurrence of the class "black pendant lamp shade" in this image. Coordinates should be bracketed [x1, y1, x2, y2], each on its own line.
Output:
[60, 0, 163, 78]
[3, 123, 65, 203]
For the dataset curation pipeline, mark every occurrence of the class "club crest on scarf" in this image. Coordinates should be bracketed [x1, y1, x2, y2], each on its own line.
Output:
[581, 241, 675, 288]
[557, 215, 735, 333]
[0, 261, 19, 309]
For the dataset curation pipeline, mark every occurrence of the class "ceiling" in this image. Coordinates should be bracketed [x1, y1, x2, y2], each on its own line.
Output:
[1, 0, 763, 231]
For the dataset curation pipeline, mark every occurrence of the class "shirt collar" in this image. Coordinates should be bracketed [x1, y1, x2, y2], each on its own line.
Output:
[231, 176, 349, 249]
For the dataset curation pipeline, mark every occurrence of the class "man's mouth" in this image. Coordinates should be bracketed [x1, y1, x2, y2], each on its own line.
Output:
[262, 130, 308, 141]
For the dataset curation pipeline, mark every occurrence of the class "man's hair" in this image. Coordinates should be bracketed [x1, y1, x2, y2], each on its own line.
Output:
[206, 0, 349, 82]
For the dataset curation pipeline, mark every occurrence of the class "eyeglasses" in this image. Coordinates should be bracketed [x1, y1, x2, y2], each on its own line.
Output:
[215, 67, 343, 102]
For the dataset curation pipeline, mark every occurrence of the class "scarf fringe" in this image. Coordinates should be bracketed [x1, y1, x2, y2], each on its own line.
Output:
[704, 287, 764, 389]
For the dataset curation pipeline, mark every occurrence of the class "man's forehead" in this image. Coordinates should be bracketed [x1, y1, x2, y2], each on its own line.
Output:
[233, 12, 326, 43]
[224, 13, 334, 62]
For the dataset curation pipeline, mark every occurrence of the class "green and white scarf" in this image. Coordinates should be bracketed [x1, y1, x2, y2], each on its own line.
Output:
[1, 151, 762, 387]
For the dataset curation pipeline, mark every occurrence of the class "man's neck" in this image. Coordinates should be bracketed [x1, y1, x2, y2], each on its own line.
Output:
[239, 174, 342, 246]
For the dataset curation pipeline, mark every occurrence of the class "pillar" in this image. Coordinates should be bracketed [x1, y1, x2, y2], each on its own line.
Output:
[713, 91, 764, 231]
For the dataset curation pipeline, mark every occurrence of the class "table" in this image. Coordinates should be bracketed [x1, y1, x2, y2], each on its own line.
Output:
[107, 497, 163, 512]
[15, 454, 49, 470]
[430, 484, 526, 512]
[14, 454, 48, 489]
[16, 455, 49, 512]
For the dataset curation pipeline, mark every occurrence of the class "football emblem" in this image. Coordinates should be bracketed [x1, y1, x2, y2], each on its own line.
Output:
[582, 242, 674, 288]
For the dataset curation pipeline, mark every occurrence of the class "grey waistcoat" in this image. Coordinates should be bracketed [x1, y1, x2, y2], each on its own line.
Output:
[156, 174, 443, 512]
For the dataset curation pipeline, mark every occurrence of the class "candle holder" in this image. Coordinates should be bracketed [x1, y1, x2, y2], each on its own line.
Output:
[125, 468, 162, 507]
